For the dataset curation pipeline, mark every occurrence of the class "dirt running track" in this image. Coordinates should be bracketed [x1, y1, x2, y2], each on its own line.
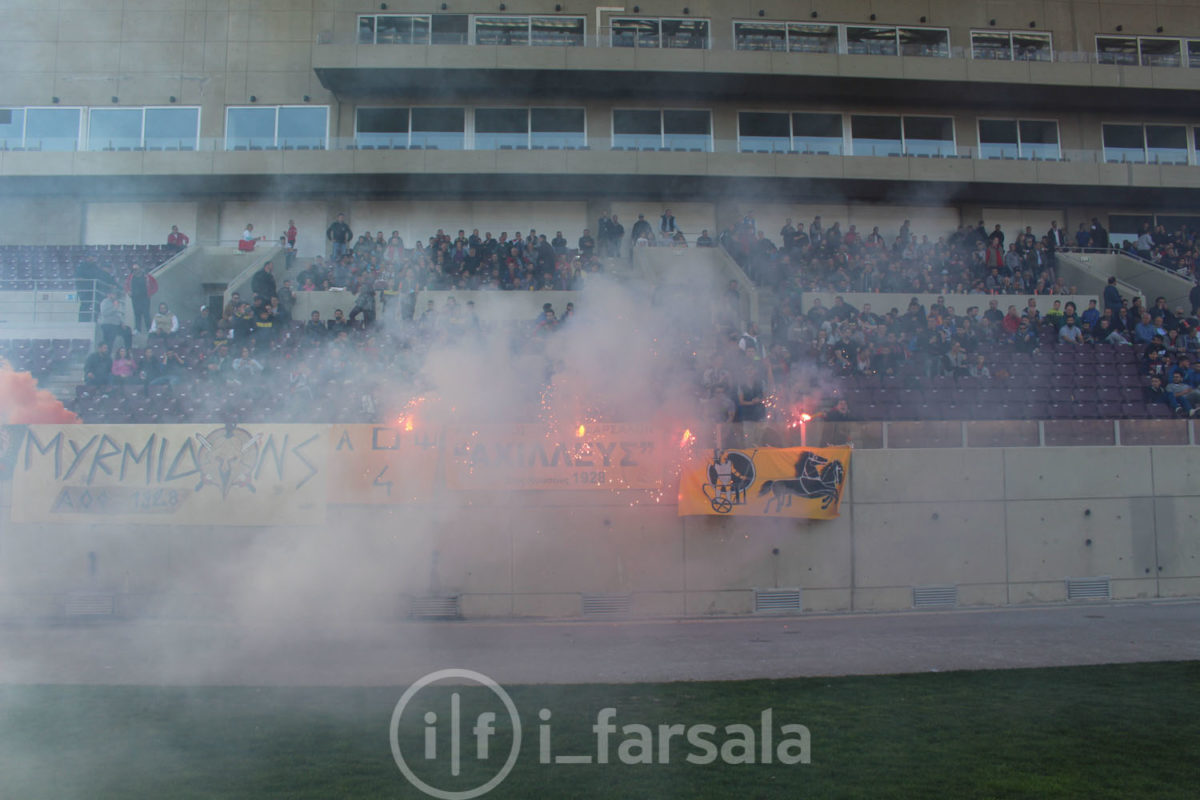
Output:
[1, 600, 1198, 687]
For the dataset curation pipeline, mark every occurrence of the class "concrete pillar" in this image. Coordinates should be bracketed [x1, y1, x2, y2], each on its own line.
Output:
[195, 200, 222, 247]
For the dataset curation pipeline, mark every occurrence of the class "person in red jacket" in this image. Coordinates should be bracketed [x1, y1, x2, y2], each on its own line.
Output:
[124, 263, 159, 333]
[167, 225, 189, 250]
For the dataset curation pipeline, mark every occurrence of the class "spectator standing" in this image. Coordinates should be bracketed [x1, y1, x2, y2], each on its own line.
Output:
[98, 290, 133, 350]
[631, 214, 653, 246]
[327, 213, 352, 261]
[124, 264, 158, 334]
[251, 260, 278, 303]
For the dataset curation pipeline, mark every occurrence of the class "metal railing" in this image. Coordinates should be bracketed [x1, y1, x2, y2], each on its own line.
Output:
[6, 136, 1196, 168]
[0, 279, 100, 324]
[318, 24, 1200, 70]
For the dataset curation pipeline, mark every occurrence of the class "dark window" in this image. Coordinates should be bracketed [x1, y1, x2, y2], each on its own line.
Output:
[411, 107, 465, 149]
[474, 108, 528, 149]
[903, 116, 954, 155]
[357, 108, 409, 147]
[738, 112, 790, 152]
[430, 14, 469, 45]
[792, 112, 843, 155]
[1102, 123, 1146, 163]
[851, 115, 902, 156]
[978, 119, 1019, 158]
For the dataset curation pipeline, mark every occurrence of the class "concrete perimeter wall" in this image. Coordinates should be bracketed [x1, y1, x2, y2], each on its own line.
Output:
[1, 445, 1197, 620]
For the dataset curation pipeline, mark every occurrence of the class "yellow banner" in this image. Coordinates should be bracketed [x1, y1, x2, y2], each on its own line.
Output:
[327, 424, 439, 504]
[444, 423, 664, 491]
[678, 446, 850, 519]
[11, 424, 327, 525]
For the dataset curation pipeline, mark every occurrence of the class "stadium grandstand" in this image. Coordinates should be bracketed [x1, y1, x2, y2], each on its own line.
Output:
[1, 0, 1199, 436]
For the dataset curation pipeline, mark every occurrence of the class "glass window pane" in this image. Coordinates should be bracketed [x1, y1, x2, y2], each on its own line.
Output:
[662, 19, 707, 49]
[87, 108, 141, 151]
[358, 16, 375, 44]
[662, 109, 710, 150]
[903, 116, 954, 155]
[475, 16, 529, 46]
[611, 18, 658, 48]
[531, 17, 583, 46]
[1189, 40, 1200, 68]
[430, 14, 468, 45]
[25, 107, 81, 151]
[1018, 120, 1059, 159]
[978, 119, 1019, 158]
[738, 112, 789, 152]
[375, 16, 410, 44]
[277, 106, 327, 149]
[226, 107, 275, 149]
[411, 107, 464, 149]
[788, 23, 839, 54]
[1139, 37, 1181, 67]
[0, 108, 24, 148]
[899, 28, 948, 58]
[735, 21, 786, 52]
[474, 108, 528, 149]
[851, 114, 902, 156]
[1145, 124, 1188, 164]
[530, 108, 585, 147]
[613, 109, 661, 149]
[791, 112, 843, 154]
[144, 107, 198, 150]
[846, 26, 898, 56]
[1097, 36, 1137, 65]
[972, 31, 1011, 60]
[356, 107, 409, 148]
[1102, 123, 1146, 163]
[1012, 32, 1052, 61]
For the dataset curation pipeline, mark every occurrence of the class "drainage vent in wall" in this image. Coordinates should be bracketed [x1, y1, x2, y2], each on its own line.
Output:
[64, 592, 115, 617]
[411, 595, 461, 619]
[582, 593, 633, 616]
[754, 588, 802, 614]
[912, 585, 958, 609]
[1066, 576, 1111, 600]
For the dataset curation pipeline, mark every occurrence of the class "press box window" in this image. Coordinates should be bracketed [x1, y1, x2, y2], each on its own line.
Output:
[24, 107, 82, 151]
[0, 108, 25, 149]
[738, 112, 790, 152]
[613, 109, 711, 151]
[979, 119, 1059, 160]
[611, 18, 708, 49]
[356, 108, 410, 148]
[851, 115, 901, 156]
[972, 30, 1052, 61]
[1104, 123, 1189, 164]
[474, 108, 528, 149]
[530, 108, 585, 148]
[793, 113, 843, 155]
[225, 106, 327, 150]
[359, 15, 432, 44]
[902, 117, 954, 156]
[411, 107, 464, 149]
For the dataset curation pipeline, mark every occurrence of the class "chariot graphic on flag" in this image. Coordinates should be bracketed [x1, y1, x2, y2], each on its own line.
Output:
[678, 446, 851, 519]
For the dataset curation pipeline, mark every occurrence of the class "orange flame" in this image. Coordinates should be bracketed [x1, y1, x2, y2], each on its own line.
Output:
[799, 413, 812, 423]
[576, 424, 586, 438]
[679, 428, 694, 448]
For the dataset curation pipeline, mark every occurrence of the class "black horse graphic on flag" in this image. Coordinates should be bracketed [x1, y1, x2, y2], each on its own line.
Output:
[758, 450, 845, 514]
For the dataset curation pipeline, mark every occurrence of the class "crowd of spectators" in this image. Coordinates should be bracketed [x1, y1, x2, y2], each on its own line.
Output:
[719, 213, 1200, 298]
[57, 211, 1200, 428]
